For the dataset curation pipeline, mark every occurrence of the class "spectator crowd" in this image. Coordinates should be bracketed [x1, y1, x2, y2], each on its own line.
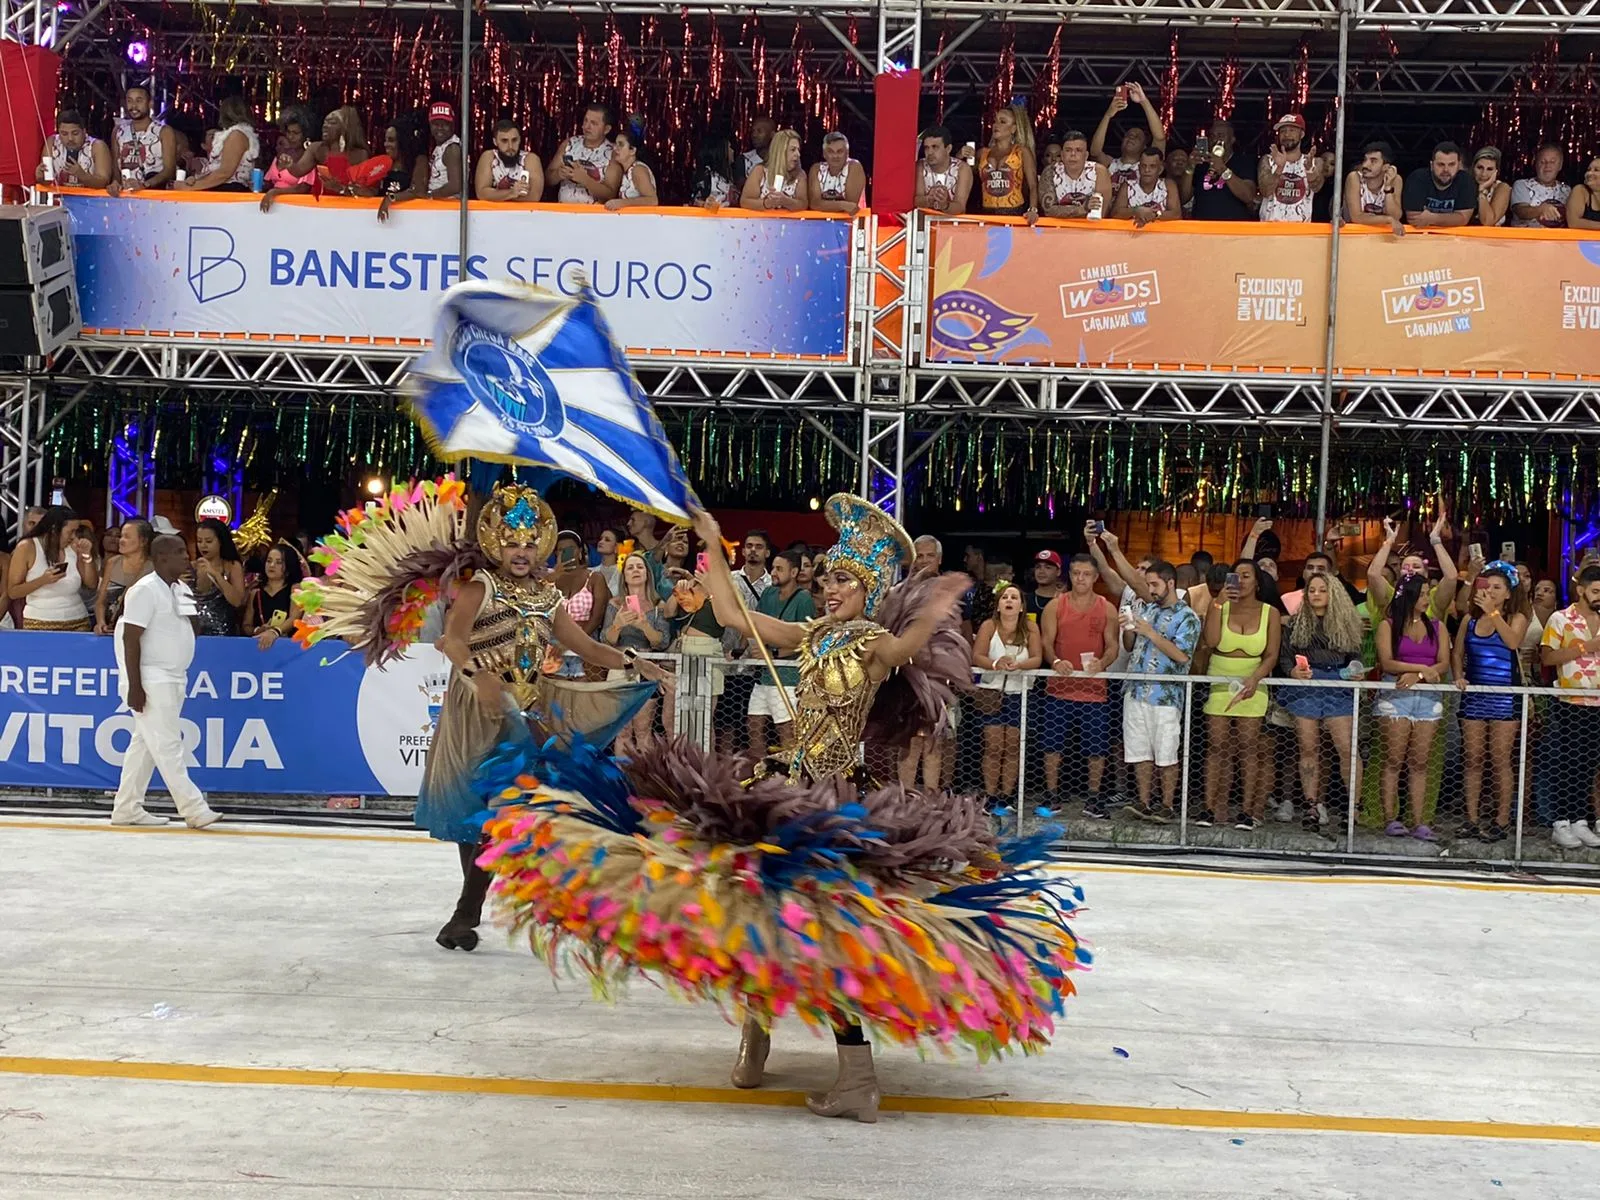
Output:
[38, 83, 1600, 229]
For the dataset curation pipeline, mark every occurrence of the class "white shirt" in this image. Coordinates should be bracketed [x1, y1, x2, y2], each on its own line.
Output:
[208, 122, 260, 188]
[21, 537, 87, 623]
[816, 159, 858, 201]
[558, 136, 613, 205]
[618, 163, 654, 200]
[759, 169, 799, 201]
[488, 150, 531, 189]
[1124, 176, 1170, 212]
[428, 135, 461, 195]
[742, 147, 764, 176]
[113, 118, 166, 181]
[1510, 177, 1571, 227]
[115, 574, 197, 691]
[1108, 157, 1140, 193]
[921, 159, 961, 204]
[977, 628, 1031, 693]
[1043, 162, 1100, 208]
[48, 134, 100, 180]
[1260, 153, 1314, 222]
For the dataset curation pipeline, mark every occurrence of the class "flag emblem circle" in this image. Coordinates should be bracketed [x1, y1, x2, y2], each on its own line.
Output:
[450, 324, 566, 440]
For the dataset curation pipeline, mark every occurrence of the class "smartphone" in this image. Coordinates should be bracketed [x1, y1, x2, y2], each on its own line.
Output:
[1336, 522, 1361, 538]
[1256, 503, 1273, 519]
[558, 545, 577, 565]
[1294, 654, 1310, 672]
[1469, 543, 1485, 562]
[562, 154, 574, 166]
[626, 595, 643, 614]
[1093, 520, 1106, 535]
[1195, 135, 1211, 157]
[695, 551, 709, 574]
[50, 561, 68, 576]
[1225, 571, 1241, 593]
[1500, 541, 1517, 560]
[771, 173, 786, 191]
[1116, 84, 1128, 103]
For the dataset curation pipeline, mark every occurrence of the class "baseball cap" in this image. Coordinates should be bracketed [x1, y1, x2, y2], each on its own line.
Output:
[1034, 550, 1063, 568]
[1275, 113, 1307, 131]
[428, 101, 456, 124]
[150, 516, 180, 536]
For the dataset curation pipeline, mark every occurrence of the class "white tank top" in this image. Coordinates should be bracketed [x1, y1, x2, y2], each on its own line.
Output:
[1124, 177, 1169, 211]
[1044, 162, 1099, 207]
[1357, 176, 1388, 214]
[428, 135, 460, 194]
[50, 134, 100, 179]
[619, 163, 654, 200]
[23, 537, 88, 623]
[978, 628, 1030, 693]
[816, 159, 857, 200]
[208, 123, 260, 188]
[921, 160, 960, 199]
[1108, 157, 1140, 193]
[113, 118, 166, 180]
[558, 136, 613, 205]
[759, 168, 799, 200]
[1260, 153, 1314, 222]
[488, 150, 530, 189]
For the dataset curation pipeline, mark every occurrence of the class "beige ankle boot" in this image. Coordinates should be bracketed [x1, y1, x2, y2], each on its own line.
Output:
[805, 1042, 880, 1122]
[730, 1017, 770, 1088]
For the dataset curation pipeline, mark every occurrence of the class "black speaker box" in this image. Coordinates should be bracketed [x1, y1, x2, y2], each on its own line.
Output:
[0, 204, 74, 287]
[0, 273, 82, 356]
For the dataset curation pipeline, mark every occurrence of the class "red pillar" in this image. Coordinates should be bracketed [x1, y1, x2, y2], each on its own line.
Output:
[0, 42, 59, 200]
[870, 67, 922, 217]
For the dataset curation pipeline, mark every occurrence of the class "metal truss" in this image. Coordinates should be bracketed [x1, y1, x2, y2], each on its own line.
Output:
[34, 340, 865, 412]
[0, 368, 93, 532]
[907, 368, 1600, 440]
[1353, 0, 1600, 33]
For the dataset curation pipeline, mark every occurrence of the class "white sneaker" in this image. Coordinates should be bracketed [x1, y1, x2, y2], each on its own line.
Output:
[1273, 798, 1295, 823]
[186, 808, 222, 830]
[1572, 822, 1600, 849]
[1553, 820, 1584, 850]
[1315, 802, 1330, 827]
[112, 811, 169, 827]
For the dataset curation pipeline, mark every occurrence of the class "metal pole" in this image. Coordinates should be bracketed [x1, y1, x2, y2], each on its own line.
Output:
[458, 0, 471, 270]
[1314, 0, 1352, 543]
[1015, 686, 1028, 837]
[1345, 683, 1362, 854]
[1512, 690, 1530, 865]
[1177, 679, 1193, 844]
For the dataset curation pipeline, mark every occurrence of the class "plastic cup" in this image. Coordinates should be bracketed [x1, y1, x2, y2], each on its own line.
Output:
[1344, 660, 1366, 681]
[1081, 652, 1096, 672]
[175, 168, 187, 182]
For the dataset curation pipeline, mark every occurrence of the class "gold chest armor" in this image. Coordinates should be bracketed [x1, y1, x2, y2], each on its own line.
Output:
[467, 575, 562, 710]
[785, 619, 884, 782]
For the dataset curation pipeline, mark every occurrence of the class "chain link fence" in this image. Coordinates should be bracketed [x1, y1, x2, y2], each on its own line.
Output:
[682, 654, 1600, 870]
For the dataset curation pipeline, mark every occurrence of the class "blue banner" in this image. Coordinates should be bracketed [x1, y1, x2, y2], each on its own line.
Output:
[0, 633, 449, 796]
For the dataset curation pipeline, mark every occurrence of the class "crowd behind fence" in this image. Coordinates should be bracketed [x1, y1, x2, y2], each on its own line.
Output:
[663, 655, 1600, 870]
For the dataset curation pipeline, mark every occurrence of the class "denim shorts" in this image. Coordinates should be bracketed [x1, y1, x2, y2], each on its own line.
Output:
[1279, 684, 1356, 721]
[977, 691, 1023, 727]
[1041, 696, 1111, 757]
[1373, 681, 1443, 722]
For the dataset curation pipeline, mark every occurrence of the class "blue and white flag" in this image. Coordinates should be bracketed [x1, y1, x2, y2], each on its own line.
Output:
[406, 281, 699, 522]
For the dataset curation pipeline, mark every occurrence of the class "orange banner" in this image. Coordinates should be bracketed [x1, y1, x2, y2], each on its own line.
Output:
[1332, 226, 1600, 379]
[925, 219, 1329, 372]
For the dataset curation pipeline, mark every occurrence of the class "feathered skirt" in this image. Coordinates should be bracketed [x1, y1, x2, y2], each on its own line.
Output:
[475, 737, 1090, 1058]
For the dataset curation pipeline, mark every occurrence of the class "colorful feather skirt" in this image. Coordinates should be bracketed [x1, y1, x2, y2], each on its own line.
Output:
[476, 738, 1091, 1058]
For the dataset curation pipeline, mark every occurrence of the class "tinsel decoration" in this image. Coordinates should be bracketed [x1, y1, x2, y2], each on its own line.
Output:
[1214, 47, 1240, 121]
[931, 28, 949, 121]
[1031, 27, 1062, 135]
[1160, 32, 1181, 134]
[985, 25, 1018, 123]
[1291, 37, 1312, 115]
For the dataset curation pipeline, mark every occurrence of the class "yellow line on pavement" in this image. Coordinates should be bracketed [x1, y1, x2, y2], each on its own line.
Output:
[0, 1055, 1592, 1142]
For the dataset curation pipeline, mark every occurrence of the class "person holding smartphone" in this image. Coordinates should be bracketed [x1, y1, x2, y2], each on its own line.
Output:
[603, 552, 669, 756]
[8, 506, 98, 630]
[553, 530, 610, 677]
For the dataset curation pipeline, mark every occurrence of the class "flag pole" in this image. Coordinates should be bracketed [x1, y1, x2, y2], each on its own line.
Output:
[726, 572, 800, 727]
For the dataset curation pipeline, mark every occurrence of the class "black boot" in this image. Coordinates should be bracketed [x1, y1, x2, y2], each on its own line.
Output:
[436, 841, 491, 951]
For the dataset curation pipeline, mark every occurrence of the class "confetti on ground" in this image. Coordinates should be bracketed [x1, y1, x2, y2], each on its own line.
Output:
[1113, 1046, 1130, 1058]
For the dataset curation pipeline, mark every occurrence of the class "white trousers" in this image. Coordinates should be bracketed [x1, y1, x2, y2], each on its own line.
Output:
[113, 680, 209, 822]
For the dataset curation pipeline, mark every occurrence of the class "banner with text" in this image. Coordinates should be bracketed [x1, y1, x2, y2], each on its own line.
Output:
[0, 633, 447, 796]
[924, 221, 1328, 370]
[1332, 229, 1600, 377]
[60, 195, 852, 357]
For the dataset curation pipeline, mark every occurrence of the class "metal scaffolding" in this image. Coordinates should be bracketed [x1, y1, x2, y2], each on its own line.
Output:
[6, 0, 1600, 529]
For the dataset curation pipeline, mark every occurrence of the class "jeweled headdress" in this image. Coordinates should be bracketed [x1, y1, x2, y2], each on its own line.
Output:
[818, 493, 914, 618]
[476, 484, 556, 566]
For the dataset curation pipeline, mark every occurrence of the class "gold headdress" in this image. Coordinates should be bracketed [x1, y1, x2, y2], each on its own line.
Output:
[817, 493, 914, 618]
[477, 483, 556, 566]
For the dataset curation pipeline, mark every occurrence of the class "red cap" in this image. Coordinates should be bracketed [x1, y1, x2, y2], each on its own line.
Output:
[1034, 550, 1063, 568]
[1275, 113, 1307, 131]
[428, 101, 456, 124]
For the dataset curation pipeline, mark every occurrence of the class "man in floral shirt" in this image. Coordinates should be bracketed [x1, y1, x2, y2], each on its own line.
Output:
[1540, 564, 1600, 849]
[1099, 530, 1202, 823]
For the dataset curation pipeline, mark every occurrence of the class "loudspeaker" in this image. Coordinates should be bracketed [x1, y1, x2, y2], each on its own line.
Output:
[0, 204, 74, 287]
[0, 271, 81, 356]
